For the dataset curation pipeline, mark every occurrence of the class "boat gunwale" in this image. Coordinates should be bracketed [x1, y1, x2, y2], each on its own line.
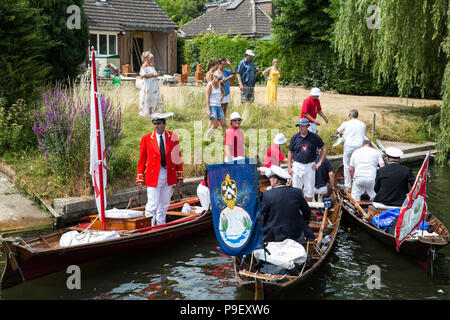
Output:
[0, 209, 211, 255]
[235, 197, 343, 292]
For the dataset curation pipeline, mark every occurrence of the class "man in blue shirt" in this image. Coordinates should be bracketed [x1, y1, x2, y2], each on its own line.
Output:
[287, 118, 327, 202]
[218, 58, 235, 116]
[236, 49, 259, 103]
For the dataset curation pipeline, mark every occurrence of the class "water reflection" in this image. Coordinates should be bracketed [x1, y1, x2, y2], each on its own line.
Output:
[0, 164, 449, 300]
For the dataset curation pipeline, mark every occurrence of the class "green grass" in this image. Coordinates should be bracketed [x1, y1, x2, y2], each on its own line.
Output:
[8, 83, 440, 200]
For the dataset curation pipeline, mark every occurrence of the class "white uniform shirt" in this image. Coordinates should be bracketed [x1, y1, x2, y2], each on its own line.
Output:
[350, 146, 384, 179]
[337, 119, 366, 147]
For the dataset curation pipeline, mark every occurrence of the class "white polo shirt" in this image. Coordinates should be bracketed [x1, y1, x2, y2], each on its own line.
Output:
[337, 119, 366, 148]
[350, 146, 384, 179]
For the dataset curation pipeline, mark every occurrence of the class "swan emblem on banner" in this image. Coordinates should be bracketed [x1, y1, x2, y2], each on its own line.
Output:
[212, 173, 252, 249]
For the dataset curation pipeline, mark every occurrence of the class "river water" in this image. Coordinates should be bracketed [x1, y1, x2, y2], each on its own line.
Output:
[0, 164, 449, 300]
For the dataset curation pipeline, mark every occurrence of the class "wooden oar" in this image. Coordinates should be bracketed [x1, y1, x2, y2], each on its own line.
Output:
[316, 208, 329, 247]
[343, 189, 371, 220]
[254, 278, 264, 300]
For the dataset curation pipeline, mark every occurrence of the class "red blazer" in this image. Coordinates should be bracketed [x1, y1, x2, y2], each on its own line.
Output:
[136, 130, 184, 187]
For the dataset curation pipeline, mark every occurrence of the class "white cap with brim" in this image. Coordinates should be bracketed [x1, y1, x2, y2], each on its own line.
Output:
[230, 112, 242, 121]
[245, 49, 255, 56]
[384, 147, 404, 158]
[151, 112, 174, 121]
[273, 133, 287, 145]
[310, 87, 321, 96]
[269, 165, 291, 180]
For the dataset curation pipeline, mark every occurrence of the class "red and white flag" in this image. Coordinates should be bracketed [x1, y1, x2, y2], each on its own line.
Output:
[90, 48, 107, 228]
[395, 152, 430, 251]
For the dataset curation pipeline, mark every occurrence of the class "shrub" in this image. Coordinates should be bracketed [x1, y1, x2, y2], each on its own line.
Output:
[32, 85, 122, 182]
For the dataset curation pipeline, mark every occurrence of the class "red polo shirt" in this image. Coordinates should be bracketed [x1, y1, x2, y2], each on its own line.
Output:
[300, 96, 322, 119]
[264, 143, 286, 168]
[225, 126, 245, 158]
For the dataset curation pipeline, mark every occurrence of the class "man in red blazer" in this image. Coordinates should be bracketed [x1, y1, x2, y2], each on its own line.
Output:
[136, 112, 184, 226]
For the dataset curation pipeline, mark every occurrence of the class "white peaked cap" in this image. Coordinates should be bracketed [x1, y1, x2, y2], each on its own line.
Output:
[230, 112, 242, 121]
[245, 49, 255, 56]
[273, 133, 287, 145]
[310, 87, 321, 96]
[269, 165, 291, 180]
[151, 112, 174, 121]
[384, 147, 404, 158]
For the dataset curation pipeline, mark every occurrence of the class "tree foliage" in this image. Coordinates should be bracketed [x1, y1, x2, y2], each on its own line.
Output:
[30, 0, 90, 81]
[271, 0, 334, 47]
[155, 0, 210, 26]
[0, 0, 54, 151]
[333, 0, 449, 163]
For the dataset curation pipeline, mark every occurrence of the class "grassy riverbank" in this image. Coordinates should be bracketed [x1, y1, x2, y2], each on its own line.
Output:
[5, 82, 441, 200]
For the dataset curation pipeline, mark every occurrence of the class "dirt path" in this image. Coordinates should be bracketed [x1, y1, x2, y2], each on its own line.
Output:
[159, 85, 442, 123]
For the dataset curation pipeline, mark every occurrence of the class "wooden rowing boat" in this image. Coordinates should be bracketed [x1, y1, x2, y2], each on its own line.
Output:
[0, 196, 212, 289]
[334, 165, 449, 272]
[234, 190, 342, 299]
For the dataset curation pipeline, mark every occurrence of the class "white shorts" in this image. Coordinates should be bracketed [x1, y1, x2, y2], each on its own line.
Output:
[314, 185, 328, 195]
[292, 161, 315, 199]
[222, 94, 230, 104]
[351, 176, 376, 201]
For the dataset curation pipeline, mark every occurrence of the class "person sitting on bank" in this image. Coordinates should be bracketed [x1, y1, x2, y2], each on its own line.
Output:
[264, 133, 289, 168]
[373, 147, 415, 207]
[261, 165, 315, 245]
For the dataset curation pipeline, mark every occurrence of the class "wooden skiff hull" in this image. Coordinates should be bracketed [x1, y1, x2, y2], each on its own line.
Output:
[334, 165, 449, 262]
[339, 192, 448, 261]
[1, 201, 212, 289]
[234, 195, 343, 299]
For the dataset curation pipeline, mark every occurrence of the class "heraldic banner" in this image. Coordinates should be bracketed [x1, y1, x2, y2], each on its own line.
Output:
[207, 159, 262, 256]
[395, 152, 430, 251]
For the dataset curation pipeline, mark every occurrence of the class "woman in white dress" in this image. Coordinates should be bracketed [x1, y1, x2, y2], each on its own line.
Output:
[139, 51, 163, 117]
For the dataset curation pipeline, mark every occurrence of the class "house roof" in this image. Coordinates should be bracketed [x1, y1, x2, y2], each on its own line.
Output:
[180, 0, 272, 39]
[83, 0, 178, 32]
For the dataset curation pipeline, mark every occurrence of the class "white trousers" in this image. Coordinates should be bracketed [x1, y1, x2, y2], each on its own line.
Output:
[351, 176, 376, 201]
[197, 183, 210, 210]
[292, 161, 315, 199]
[343, 145, 360, 188]
[145, 167, 173, 226]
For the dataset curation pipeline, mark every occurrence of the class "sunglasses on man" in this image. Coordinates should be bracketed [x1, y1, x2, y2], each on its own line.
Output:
[231, 119, 242, 123]
[152, 120, 165, 125]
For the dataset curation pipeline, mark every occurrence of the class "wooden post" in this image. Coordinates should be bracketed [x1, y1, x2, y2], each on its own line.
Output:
[372, 113, 376, 138]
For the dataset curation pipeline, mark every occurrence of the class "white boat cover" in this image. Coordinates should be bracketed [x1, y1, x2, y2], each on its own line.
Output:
[104, 208, 144, 219]
[60, 230, 120, 247]
[253, 238, 307, 270]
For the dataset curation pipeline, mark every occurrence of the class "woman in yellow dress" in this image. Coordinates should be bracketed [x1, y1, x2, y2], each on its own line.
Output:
[263, 59, 282, 105]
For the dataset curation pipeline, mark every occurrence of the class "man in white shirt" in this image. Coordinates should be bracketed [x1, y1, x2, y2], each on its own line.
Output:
[349, 140, 385, 201]
[336, 109, 366, 189]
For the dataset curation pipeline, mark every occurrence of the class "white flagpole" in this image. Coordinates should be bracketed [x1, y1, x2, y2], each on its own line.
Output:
[90, 48, 107, 230]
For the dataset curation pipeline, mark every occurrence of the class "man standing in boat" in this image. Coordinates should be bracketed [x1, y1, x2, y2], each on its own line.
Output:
[373, 147, 415, 207]
[136, 112, 184, 226]
[336, 109, 366, 191]
[288, 118, 327, 202]
[349, 140, 385, 201]
[261, 165, 315, 244]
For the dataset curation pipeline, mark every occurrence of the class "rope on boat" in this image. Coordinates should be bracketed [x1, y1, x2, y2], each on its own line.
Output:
[298, 241, 310, 277]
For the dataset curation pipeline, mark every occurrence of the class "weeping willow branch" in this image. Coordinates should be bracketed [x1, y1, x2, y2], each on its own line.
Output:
[333, 0, 449, 163]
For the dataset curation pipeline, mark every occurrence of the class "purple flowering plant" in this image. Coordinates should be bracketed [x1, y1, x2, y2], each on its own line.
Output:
[32, 85, 122, 180]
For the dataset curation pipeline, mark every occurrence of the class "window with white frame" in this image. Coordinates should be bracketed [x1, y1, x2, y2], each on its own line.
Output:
[90, 33, 118, 55]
